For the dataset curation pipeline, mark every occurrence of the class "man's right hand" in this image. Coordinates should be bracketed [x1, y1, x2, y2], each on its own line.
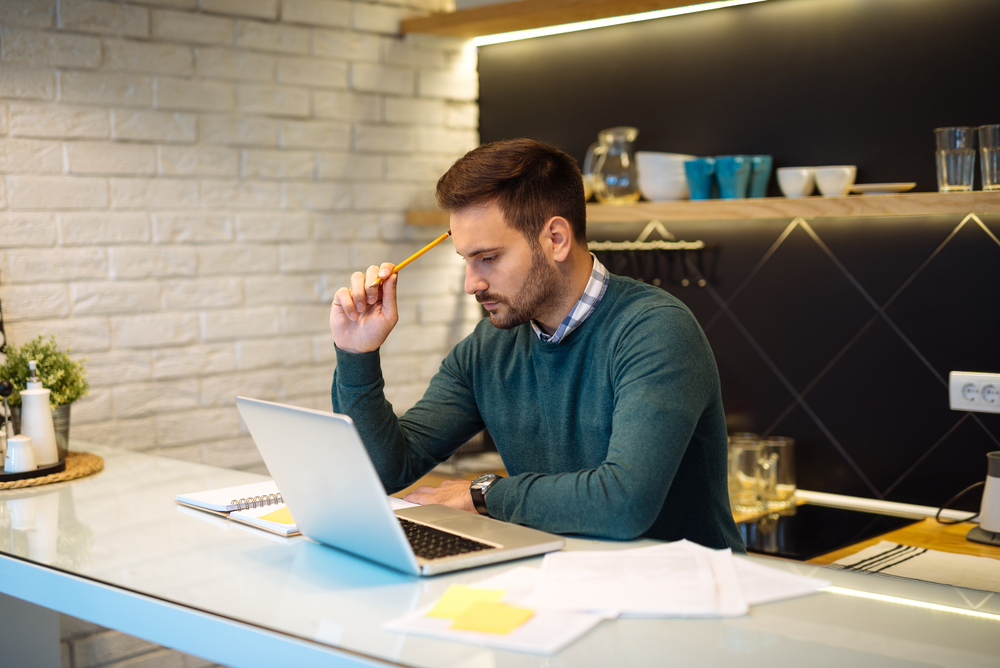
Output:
[329, 263, 398, 354]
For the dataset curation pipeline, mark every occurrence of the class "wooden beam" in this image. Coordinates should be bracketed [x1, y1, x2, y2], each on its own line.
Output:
[400, 0, 706, 39]
[406, 209, 450, 226]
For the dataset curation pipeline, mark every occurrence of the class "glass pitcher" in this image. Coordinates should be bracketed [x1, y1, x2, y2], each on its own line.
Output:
[592, 126, 640, 204]
[582, 141, 602, 201]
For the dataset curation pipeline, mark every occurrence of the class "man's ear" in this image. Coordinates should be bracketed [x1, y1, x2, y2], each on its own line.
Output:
[541, 216, 573, 262]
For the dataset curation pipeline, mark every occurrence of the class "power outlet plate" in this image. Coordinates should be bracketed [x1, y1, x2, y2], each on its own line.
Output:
[950, 371, 1000, 414]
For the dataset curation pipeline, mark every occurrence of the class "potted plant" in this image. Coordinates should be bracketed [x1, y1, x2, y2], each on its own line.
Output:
[0, 335, 89, 460]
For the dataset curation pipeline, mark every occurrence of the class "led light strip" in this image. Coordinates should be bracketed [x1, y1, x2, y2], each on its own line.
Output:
[472, 0, 768, 46]
[824, 586, 1000, 622]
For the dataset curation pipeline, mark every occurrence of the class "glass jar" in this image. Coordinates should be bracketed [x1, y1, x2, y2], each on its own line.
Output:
[592, 126, 641, 204]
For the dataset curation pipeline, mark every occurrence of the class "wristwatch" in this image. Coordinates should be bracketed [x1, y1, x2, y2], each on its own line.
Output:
[470, 473, 502, 515]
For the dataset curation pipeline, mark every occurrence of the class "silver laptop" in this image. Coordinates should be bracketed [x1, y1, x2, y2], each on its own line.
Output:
[235, 396, 564, 576]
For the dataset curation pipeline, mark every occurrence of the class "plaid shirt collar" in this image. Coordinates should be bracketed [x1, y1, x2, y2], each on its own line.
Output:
[531, 254, 610, 344]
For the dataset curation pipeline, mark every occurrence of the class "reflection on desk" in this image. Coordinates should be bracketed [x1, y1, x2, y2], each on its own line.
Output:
[739, 505, 921, 561]
[0, 444, 998, 668]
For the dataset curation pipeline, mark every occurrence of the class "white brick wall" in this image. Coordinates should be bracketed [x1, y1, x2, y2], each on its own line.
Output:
[1, 6, 475, 660]
[0, 0, 477, 470]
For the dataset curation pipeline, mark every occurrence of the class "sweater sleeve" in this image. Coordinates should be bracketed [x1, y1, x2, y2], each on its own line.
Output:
[483, 306, 719, 539]
[331, 341, 486, 494]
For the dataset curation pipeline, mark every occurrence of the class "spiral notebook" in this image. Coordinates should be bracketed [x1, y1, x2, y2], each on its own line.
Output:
[176, 480, 300, 537]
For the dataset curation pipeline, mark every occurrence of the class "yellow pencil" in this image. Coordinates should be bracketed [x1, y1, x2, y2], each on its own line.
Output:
[369, 230, 453, 287]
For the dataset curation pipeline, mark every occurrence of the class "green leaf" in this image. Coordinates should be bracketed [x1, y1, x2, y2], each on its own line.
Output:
[0, 335, 89, 409]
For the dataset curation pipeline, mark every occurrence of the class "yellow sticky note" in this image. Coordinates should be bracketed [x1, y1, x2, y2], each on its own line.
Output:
[259, 506, 295, 525]
[450, 601, 534, 634]
[426, 585, 505, 619]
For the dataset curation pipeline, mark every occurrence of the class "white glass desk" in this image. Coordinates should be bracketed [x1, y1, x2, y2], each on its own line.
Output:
[1, 444, 999, 667]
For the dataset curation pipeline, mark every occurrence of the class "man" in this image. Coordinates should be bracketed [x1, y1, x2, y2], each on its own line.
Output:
[329, 138, 743, 551]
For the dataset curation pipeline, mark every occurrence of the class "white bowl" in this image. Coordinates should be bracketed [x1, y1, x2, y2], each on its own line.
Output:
[815, 165, 857, 197]
[777, 167, 816, 198]
[639, 176, 690, 201]
[636, 151, 696, 201]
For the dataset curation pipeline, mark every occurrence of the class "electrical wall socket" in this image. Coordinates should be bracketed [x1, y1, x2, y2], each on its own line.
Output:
[950, 371, 1000, 414]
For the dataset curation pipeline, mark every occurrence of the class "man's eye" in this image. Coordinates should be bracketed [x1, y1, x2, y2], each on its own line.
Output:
[482, 255, 498, 264]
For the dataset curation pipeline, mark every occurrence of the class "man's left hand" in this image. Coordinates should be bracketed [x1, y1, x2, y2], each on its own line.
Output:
[403, 479, 477, 513]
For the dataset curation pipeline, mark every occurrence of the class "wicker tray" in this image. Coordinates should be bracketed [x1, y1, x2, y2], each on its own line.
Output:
[0, 451, 104, 490]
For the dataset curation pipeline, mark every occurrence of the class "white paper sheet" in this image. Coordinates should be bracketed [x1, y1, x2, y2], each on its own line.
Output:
[385, 543, 831, 654]
[732, 558, 830, 605]
[388, 496, 418, 510]
[384, 566, 606, 655]
[523, 540, 749, 617]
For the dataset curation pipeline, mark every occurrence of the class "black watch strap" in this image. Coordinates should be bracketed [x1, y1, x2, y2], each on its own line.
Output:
[470, 473, 501, 515]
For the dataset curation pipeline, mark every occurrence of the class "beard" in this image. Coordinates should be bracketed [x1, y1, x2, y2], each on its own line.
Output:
[476, 246, 561, 330]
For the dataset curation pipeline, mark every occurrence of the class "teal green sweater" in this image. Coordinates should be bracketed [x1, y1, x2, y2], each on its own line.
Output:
[332, 274, 744, 552]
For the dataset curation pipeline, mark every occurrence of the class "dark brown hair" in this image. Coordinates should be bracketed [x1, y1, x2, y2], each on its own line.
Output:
[435, 139, 587, 245]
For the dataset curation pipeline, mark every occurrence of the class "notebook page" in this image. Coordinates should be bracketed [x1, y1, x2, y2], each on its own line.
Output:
[176, 480, 282, 512]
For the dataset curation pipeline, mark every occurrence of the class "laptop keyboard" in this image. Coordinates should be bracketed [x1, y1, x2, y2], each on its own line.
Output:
[398, 518, 495, 560]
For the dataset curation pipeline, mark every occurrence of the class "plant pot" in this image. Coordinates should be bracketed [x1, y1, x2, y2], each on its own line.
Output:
[11, 403, 71, 461]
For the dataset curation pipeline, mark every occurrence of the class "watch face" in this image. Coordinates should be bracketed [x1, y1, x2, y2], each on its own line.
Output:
[473, 473, 496, 486]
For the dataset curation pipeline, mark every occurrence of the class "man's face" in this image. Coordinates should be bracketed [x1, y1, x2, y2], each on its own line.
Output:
[451, 203, 560, 330]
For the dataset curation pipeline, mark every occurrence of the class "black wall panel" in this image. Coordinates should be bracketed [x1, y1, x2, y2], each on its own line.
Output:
[479, 0, 1000, 194]
[586, 214, 1000, 510]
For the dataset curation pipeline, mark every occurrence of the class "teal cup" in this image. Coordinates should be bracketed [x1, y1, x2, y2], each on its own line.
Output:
[684, 158, 716, 200]
[715, 156, 751, 199]
[748, 155, 773, 198]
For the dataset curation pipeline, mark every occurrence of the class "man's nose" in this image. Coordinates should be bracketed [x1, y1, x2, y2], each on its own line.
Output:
[465, 266, 487, 295]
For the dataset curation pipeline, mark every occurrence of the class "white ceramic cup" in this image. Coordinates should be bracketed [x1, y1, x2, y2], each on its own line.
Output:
[4, 434, 36, 473]
[815, 165, 857, 197]
[776, 167, 816, 198]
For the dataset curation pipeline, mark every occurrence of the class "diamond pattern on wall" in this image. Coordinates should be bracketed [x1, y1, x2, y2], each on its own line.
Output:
[728, 222, 879, 392]
[884, 414, 999, 512]
[592, 212, 1000, 506]
[700, 213, 1000, 503]
[803, 316, 957, 494]
[885, 217, 1000, 381]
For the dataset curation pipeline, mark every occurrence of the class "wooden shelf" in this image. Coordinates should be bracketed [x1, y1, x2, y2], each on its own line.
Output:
[400, 0, 707, 39]
[406, 191, 1000, 226]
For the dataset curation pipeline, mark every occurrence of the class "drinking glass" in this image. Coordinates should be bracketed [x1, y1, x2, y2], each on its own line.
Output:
[979, 125, 1000, 191]
[728, 435, 764, 515]
[761, 437, 796, 511]
[935, 126, 976, 192]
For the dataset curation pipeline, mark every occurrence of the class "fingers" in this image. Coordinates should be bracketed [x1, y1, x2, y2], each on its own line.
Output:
[403, 480, 477, 512]
[366, 263, 396, 289]
[403, 485, 444, 506]
[349, 271, 368, 314]
[380, 272, 398, 323]
[364, 266, 380, 303]
[331, 286, 358, 322]
[403, 491, 433, 505]
[332, 263, 399, 324]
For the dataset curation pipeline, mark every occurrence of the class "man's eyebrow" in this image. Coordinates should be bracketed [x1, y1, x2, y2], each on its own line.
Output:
[456, 247, 501, 259]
